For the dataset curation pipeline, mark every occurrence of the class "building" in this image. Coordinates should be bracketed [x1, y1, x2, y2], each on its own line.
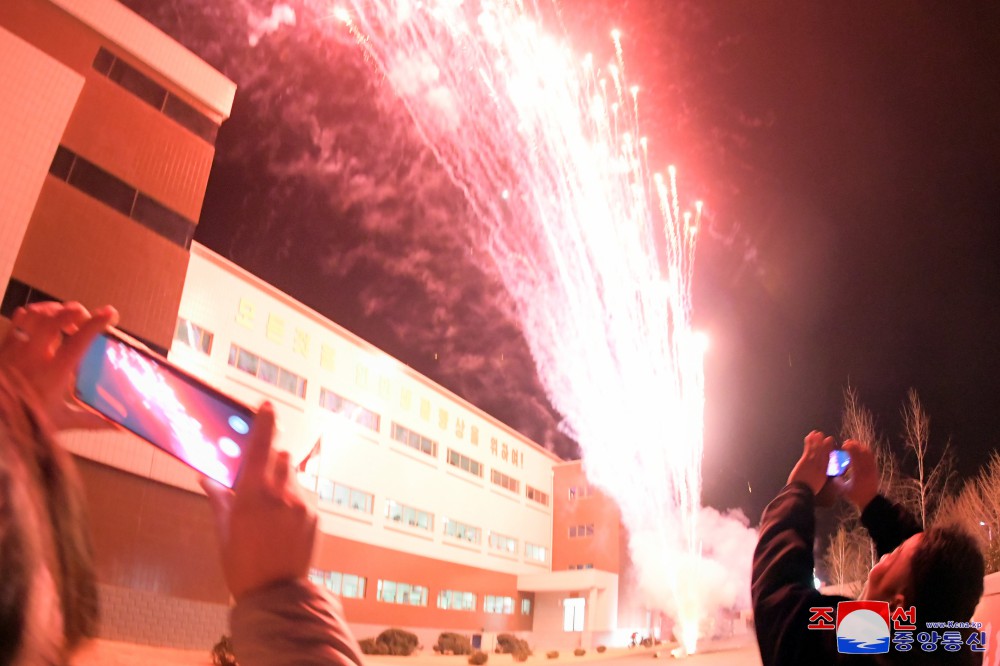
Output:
[0, 0, 646, 652]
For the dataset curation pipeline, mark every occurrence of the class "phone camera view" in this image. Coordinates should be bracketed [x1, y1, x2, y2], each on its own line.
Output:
[827, 450, 851, 477]
[76, 334, 253, 488]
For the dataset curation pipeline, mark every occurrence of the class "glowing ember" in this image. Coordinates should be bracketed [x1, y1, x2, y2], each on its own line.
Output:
[332, 0, 707, 647]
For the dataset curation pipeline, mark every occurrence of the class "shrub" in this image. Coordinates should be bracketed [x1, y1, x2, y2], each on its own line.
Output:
[377, 628, 420, 656]
[512, 648, 530, 662]
[596, 646, 607, 653]
[469, 650, 489, 665]
[211, 635, 237, 666]
[497, 633, 531, 656]
[438, 632, 473, 655]
[359, 638, 379, 655]
[573, 648, 586, 657]
[546, 651, 559, 659]
[640, 638, 653, 648]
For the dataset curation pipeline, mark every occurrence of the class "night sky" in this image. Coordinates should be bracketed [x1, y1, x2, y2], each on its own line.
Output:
[124, 0, 1000, 523]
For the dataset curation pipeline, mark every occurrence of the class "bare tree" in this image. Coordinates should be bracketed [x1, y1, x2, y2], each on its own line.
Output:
[899, 389, 955, 529]
[936, 452, 1000, 573]
[840, 386, 901, 505]
[821, 521, 871, 597]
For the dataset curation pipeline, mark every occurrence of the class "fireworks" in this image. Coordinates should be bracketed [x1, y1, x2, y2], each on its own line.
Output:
[333, 0, 706, 649]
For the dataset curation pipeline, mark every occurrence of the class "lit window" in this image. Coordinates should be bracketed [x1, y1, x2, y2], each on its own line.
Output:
[308, 567, 366, 599]
[378, 580, 428, 606]
[228, 344, 306, 398]
[173, 318, 213, 354]
[484, 595, 515, 615]
[490, 469, 520, 493]
[438, 590, 477, 611]
[444, 518, 482, 544]
[447, 449, 483, 477]
[385, 500, 433, 531]
[526, 484, 549, 506]
[320, 388, 381, 432]
[392, 422, 437, 456]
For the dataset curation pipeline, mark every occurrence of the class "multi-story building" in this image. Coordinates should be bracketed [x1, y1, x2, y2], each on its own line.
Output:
[0, 0, 648, 652]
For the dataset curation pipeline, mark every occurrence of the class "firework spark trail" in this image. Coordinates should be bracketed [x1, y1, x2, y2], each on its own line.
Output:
[328, 0, 709, 647]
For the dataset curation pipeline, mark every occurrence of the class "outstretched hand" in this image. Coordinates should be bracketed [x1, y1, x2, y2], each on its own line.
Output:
[840, 439, 879, 511]
[0, 301, 118, 430]
[201, 404, 317, 601]
[787, 430, 836, 496]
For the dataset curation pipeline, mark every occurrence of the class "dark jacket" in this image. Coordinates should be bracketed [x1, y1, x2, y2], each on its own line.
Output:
[752, 482, 982, 665]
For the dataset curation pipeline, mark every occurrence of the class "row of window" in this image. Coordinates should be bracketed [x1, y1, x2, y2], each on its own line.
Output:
[49, 145, 195, 248]
[392, 422, 437, 456]
[568, 485, 592, 500]
[447, 448, 483, 477]
[568, 524, 595, 538]
[307, 569, 530, 615]
[228, 343, 308, 398]
[174, 318, 213, 354]
[296, 474, 550, 561]
[177, 321, 547, 503]
[321, 388, 381, 432]
[491, 469, 519, 494]
[526, 484, 549, 507]
[568, 564, 594, 570]
[92, 47, 219, 143]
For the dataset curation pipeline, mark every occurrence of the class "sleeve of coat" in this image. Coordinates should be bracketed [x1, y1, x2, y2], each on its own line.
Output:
[231, 579, 365, 666]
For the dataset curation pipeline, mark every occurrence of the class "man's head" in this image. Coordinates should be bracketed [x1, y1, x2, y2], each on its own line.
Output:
[862, 526, 985, 622]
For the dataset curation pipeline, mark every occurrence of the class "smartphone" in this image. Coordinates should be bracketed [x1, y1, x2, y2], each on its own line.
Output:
[827, 450, 851, 477]
[74, 330, 255, 488]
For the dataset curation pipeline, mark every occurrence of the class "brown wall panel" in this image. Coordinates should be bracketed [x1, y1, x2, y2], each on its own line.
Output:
[1, 0, 216, 222]
[62, 79, 215, 222]
[551, 464, 621, 573]
[13, 178, 187, 349]
[75, 457, 230, 604]
[315, 532, 534, 632]
[0, 0, 104, 75]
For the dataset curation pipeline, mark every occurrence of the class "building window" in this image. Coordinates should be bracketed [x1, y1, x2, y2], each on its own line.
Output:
[319, 388, 381, 432]
[308, 568, 366, 599]
[48, 146, 195, 248]
[438, 590, 477, 611]
[526, 485, 549, 506]
[568, 485, 591, 500]
[521, 598, 533, 615]
[484, 595, 514, 615]
[385, 500, 433, 531]
[446, 449, 483, 477]
[525, 543, 547, 563]
[488, 532, 518, 555]
[313, 477, 373, 514]
[174, 318, 213, 354]
[92, 47, 219, 143]
[377, 580, 428, 606]
[391, 422, 437, 457]
[490, 469, 520, 494]
[444, 518, 481, 544]
[228, 344, 306, 398]
[568, 524, 595, 539]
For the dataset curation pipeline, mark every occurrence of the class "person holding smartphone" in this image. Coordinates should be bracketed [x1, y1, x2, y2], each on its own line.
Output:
[752, 431, 985, 665]
[0, 302, 363, 665]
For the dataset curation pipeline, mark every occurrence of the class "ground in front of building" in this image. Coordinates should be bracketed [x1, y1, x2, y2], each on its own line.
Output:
[73, 636, 761, 666]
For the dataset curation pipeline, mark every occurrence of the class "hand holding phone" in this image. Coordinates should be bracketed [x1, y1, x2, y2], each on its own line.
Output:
[827, 449, 851, 477]
[74, 330, 255, 488]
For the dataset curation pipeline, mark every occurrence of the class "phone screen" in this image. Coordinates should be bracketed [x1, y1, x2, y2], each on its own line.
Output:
[827, 450, 851, 477]
[75, 332, 254, 488]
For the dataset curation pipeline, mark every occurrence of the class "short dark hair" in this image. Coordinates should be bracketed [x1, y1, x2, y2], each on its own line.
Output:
[909, 526, 985, 622]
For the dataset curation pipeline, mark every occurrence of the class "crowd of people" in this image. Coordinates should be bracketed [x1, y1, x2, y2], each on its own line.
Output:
[0, 301, 989, 665]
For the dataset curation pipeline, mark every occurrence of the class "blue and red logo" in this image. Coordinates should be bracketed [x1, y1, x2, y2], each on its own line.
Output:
[836, 601, 891, 654]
